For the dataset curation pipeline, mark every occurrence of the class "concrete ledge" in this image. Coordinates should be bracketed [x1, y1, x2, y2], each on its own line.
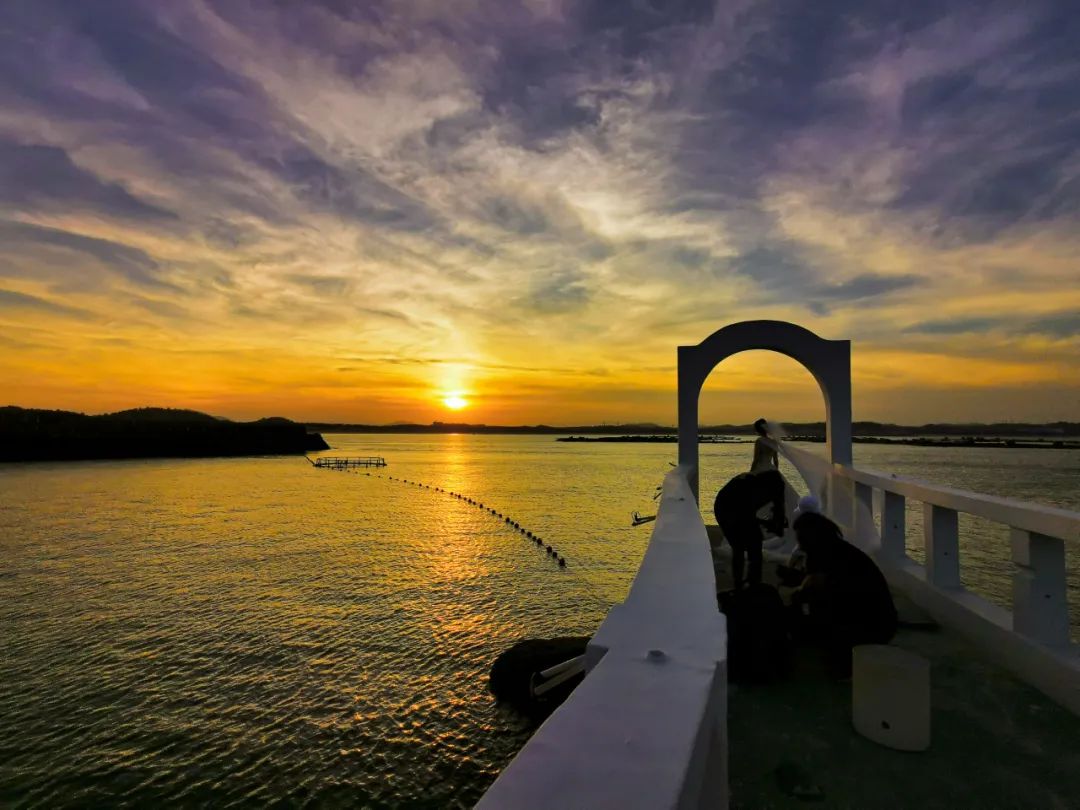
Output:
[476, 650, 725, 810]
[476, 466, 728, 809]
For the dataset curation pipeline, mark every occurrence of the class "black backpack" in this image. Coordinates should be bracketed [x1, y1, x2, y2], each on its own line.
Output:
[717, 583, 792, 684]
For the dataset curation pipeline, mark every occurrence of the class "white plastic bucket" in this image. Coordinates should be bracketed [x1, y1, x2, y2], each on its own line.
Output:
[852, 644, 931, 751]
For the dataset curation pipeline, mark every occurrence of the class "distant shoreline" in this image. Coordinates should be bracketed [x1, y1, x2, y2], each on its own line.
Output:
[3, 404, 1076, 461]
[309, 420, 1080, 439]
[557, 434, 1080, 449]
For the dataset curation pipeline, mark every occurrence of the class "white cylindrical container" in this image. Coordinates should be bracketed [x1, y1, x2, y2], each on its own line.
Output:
[852, 644, 931, 751]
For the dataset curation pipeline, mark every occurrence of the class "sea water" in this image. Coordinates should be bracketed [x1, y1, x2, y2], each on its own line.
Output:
[1, 435, 1077, 807]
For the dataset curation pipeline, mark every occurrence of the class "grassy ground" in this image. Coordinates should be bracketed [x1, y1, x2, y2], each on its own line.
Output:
[707, 527, 1080, 810]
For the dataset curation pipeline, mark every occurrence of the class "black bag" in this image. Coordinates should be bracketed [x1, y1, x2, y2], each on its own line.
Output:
[717, 583, 792, 684]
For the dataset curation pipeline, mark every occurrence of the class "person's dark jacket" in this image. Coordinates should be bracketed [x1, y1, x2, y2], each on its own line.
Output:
[713, 469, 785, 535]
[793, 512, 897, 644]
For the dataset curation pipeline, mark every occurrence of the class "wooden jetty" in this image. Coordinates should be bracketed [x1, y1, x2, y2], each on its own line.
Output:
[307, 456, 387, 469]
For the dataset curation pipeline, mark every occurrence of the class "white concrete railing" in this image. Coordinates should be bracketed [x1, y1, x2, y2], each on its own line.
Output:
[829, 464, 1080, 715]
[476, 466, 728, 810]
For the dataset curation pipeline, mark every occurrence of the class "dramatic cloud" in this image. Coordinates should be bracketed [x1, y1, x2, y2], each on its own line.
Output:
[0, 0, 1077, 423]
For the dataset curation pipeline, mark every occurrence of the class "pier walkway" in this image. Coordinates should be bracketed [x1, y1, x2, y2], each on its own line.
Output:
[709, 529, 1080, 810]
[307, 456, 387, 469]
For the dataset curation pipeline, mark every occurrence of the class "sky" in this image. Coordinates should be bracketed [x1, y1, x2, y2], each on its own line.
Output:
[0, 0, 1077, 426]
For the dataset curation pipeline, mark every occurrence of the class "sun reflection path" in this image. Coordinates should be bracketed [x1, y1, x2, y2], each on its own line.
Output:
[317, 467, 570, 570]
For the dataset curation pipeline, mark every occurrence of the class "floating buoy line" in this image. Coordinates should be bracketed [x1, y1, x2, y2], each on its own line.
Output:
[310, 460, 625, 715]
[319, 466, 569, 569]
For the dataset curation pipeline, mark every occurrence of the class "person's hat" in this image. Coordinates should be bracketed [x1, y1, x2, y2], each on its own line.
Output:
[793, 495, 821, 519]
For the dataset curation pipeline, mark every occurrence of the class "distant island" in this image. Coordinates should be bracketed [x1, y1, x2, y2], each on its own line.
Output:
[307, 419, 1080, 438]
[0, 407, 329, 462]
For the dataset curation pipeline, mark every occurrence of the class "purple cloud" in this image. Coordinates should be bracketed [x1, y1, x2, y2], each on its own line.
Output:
[0, 0, 1075, 396]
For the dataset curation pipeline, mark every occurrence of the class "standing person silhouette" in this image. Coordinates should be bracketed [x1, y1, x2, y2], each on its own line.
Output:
[750, 417, 778, 473]
[714, 469, 786, 589]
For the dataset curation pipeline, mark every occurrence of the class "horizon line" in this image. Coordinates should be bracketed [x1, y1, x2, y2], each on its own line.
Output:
[3, 405, 1077, 431]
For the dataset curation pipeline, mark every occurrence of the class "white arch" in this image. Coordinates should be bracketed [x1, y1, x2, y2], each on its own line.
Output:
[677, 320, 852, 500]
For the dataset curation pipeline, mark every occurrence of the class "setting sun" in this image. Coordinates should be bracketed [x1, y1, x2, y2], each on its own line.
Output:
[442, 395, 469, 411]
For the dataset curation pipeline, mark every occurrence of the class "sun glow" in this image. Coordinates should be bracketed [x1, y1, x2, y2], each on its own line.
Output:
[442, 395, 469, 411]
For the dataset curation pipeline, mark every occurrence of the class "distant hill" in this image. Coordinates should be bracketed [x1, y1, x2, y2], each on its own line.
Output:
[0, 406, 329, 462]
[305, 419, 1080, 437]
[107, 407, 222, 423]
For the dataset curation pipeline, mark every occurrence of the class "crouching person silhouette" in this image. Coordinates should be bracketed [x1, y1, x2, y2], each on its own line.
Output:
[789, 512, 898, 677]
[713, 469, 786, 589]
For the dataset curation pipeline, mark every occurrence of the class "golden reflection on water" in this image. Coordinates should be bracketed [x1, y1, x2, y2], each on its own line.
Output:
[437, 431, 471, 495]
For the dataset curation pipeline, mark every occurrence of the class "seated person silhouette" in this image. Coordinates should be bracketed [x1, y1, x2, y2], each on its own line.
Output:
[788, 512, 898, 677]
[713, 469, 786, 589]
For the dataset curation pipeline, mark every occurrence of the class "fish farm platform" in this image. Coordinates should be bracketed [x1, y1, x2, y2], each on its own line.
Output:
[307, 456, 387, 468]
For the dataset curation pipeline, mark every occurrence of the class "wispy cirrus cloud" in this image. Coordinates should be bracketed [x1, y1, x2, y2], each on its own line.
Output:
[908, 311, 1080, 339]
[0, 0, 1077, 423]
[0, 287, 94, 319]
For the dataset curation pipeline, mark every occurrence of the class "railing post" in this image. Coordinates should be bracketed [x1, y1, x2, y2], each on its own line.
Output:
[854, 481, 874, 539]
[1011, 529, 1069, 647]
[924, 504, 960, 588]
[881, 491, 906, 559]
[828, 470, 855, 529]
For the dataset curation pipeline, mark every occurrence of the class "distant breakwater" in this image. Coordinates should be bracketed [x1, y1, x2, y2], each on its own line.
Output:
[0, 406, 328, 462]
[557, 435, 746, 444]
[786, 435, 1080, 450]
[557, 434, 1079, 449]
